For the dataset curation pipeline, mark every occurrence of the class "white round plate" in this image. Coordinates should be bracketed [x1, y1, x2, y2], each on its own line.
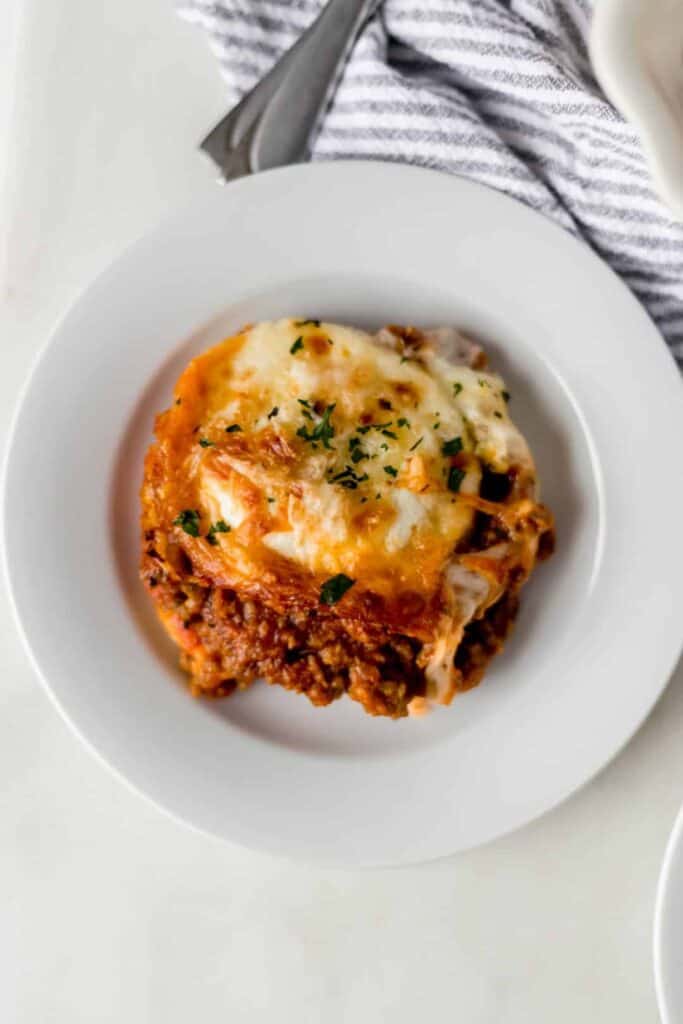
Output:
[655, 804, 683, 1021]
[3, 162, 683, 866]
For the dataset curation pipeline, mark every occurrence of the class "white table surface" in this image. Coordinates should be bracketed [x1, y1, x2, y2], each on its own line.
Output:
[1, 2, 682, 1021]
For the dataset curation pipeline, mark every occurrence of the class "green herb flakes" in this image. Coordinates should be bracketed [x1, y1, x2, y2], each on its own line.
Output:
[198, 437, 214, 448]
[447, 467, 465, 493]
[442, 436, 463, 457]
[384, 465, 398, 478]
[296, 403, 336, 449]
[206, 519, 231, 545]
[357, 421, 391, 434]
[225, 424, 242, 433]
[319, 573, 355, 606]
[349, 438, 368, 464]
[328, 466, 368, 490]
[173, 509, 200, 537]
[290, 336, 304, 355]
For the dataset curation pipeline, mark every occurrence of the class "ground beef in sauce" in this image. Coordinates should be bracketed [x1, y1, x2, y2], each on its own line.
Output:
[141, 545, 520, 718]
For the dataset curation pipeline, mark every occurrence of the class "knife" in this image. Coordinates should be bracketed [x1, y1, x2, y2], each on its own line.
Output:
[200, 0, 382, 182]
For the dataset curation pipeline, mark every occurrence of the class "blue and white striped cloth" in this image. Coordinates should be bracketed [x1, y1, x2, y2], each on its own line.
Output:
[179, 0, 683, 365]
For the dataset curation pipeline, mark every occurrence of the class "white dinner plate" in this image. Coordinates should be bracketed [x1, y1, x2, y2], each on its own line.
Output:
[3, 162, 683, 866]
[655, 804, 683, 1022]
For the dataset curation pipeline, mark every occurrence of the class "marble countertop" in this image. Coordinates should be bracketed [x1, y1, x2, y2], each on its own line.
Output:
[1, 1, 682, 1021]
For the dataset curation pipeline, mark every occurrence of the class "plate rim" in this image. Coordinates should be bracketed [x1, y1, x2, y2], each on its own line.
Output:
[3, 159, 683, 866]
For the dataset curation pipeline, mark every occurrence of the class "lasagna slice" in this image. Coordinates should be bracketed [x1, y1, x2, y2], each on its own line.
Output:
[140, 319, 553, 718]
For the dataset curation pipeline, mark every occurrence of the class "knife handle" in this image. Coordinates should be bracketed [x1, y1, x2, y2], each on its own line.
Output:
[252, 0, 382, 171]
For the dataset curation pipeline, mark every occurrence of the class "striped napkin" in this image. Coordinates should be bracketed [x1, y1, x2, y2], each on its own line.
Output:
[179, 0, 683, 366]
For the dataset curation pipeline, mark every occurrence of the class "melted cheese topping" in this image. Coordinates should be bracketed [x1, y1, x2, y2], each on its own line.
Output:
[148, 318, 544, 708]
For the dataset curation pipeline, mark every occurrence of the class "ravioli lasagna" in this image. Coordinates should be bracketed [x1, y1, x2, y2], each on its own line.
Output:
[140, 318, 553, 717]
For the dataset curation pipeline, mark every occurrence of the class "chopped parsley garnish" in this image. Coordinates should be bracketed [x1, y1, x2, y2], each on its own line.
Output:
[380, 442, 389, 451]
[381, 429, 398, 439]
[267, 407, 279, 419]
[206, 519, 231, 545]
[357, 420, 392, 435]
[198, 437, 215, 448]
[478, 378, 490, 388]
[225, 423, 242, 433]
[348, 437, 368, 464]
[442, 436, 463, 456]
[267, 496, 276, 503]
[328, 466, 369, 490]
[319, 573, 355, 606]
[453, 382, 463, 397]
[501, 390, 510, 403]
[384, 465, 398, 478]
[494, 411, 502, 419]
[432, 422, 440, 431]
[290, 336, 304, 355]
[409, 436, 423, 452]
[295, 319, 321, 327]
[400, 355, 413, 365]
[296, 403, 336, 449]
[397, 417, 410, 428]
[447, 466, 465, 493]
[173, 509, 201, 537]
[297, 398, 314, 421]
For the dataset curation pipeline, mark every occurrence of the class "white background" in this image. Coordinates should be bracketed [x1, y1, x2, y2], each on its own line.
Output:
[1, 2, 682, 1021]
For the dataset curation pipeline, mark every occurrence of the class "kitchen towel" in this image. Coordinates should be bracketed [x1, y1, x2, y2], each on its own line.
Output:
[179, 0, 683, 365]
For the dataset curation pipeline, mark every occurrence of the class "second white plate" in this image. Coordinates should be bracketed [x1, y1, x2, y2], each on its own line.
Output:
[4, 161, 683, 865]
[655, 804, 683, 1022]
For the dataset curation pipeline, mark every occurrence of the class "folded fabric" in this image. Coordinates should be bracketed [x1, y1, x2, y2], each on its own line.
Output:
[179, 0, 683, 365]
